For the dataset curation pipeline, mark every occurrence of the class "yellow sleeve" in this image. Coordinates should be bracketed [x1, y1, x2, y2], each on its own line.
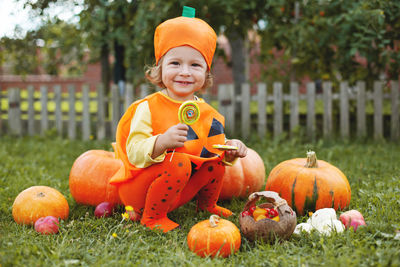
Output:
[126, 101, 167, 168]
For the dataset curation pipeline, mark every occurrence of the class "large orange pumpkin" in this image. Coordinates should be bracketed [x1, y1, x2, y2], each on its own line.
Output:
[265, 151, 351, 216]
[187, 215, 241, 257]
[219, 148, 265, 200]
[12, 186, 69, 225]
[69, 150, 122, 206]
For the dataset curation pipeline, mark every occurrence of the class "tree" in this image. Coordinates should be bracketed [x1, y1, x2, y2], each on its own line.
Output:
[0, 19, 85, 77]
[1, 31, 39, 76]
[258, 0, 400, 86]
[79, 0, 138, 95]
[10, 0, 138, 97]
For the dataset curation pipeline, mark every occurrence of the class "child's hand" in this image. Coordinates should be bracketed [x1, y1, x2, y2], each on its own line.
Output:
[159, 123, 189, 150]
[152, 123, 188, 159]
[224, 139, 247, 162]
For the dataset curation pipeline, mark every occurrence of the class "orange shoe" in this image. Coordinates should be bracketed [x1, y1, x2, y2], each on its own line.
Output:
[140, 216, 180, 232]
[202, 205, 233, 217]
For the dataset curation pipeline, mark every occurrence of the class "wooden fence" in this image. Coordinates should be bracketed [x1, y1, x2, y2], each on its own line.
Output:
[0, 81, 399, 141]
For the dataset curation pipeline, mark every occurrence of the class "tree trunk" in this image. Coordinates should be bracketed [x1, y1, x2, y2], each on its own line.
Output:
[114, 40, 126, 116]
[113, 40, 126, 85]
[227, 29, 247, 117]
[100, 43, 110, 118]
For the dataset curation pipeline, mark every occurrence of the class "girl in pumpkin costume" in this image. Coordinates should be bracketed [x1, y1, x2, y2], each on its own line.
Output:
[110, 6, 247, 232]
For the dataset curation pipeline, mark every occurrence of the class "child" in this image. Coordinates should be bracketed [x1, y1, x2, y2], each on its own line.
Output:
[109, 6, 247, 232]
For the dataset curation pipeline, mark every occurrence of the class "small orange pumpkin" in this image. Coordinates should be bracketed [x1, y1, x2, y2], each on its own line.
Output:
[219, 148, 265, 200]
[69, 150, 123, 206]
[187, 215, 241, 258]
[12, 186, 69, 225]
[265, 151, 351, 215]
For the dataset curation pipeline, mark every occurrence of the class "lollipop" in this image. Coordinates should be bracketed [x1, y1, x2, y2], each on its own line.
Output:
[178, 101, 200, 125]
[170, 101, 200, 161]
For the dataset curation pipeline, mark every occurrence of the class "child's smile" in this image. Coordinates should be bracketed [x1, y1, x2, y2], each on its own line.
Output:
[175, 80, 193, 86]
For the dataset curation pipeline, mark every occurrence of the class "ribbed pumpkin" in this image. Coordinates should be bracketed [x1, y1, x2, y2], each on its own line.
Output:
[69, 150, 122, 206]
[219, 148, 265, 200]
[12, 186, 69, 225]
[265, 151, 351, 216]
[187, 215, 241, 257]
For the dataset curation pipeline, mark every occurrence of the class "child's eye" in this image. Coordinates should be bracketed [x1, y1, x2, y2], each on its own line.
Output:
[192, 63, 201, 67]
[170, 61, 179, 65]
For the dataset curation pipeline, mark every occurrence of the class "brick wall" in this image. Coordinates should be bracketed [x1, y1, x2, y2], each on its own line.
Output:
[0, 36, 263, 95]
[0, 63, 101, 92]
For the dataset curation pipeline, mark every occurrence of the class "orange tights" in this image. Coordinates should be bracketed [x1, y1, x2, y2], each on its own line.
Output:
[117, 153, 232, 232]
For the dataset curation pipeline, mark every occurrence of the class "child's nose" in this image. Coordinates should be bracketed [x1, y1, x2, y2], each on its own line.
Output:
[180, 64, 190, 76]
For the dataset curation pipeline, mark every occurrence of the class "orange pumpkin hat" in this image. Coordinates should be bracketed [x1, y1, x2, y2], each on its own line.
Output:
[154, 6, 217, 69]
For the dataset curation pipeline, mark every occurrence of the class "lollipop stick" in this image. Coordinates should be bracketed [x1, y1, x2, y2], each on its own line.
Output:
[170, 149, 175, 162]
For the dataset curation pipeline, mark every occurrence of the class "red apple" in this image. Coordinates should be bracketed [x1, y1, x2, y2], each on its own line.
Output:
[339, 210, 366, 231]
[94, 202, 114, 218]
[241, 210, 251, 217]
[34, 216, 59, 234]
[269, 208, 279, 218]
[349, 218, 366, 231]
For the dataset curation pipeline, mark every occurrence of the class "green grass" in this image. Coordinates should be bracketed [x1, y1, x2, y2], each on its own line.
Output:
[1, 135, 400, 266]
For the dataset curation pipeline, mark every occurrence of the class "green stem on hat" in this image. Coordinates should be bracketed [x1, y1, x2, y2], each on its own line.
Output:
[182, 6, 195, 18]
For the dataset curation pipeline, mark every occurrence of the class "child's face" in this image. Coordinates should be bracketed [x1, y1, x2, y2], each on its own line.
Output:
[161, 46, 207, 101]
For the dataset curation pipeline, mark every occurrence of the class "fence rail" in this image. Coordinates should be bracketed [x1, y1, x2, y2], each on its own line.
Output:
[1, 81, 399, 141]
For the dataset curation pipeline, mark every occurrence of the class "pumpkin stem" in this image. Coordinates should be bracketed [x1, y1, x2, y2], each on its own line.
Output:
[209, 215, 220, 227]
[305, 151, 318, 168]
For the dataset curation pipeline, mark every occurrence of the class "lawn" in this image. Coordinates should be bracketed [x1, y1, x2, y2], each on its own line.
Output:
[0, 134, 399, 266]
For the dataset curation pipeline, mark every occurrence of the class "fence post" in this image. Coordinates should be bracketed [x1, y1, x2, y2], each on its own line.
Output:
[27, 85, 35, 136]
[273, 82, 283, 138]
[306, 82, 316, 140]
[391, 81, 399, 141]
[8, 88, 22, 136]
[340, 81, 349, 138]
[82, 84, 91, 140]
[68, 84, 76, 139]
[40, 85, 48, 136]
[241, 83, 250, 140]
[218, 84, 235, 136]
[373, 81, 383, 139]
[97, 84, 106, 140]
[356, 81, 366, 138]
[54, 85, 63, 137]
[290, 82, 299, 134]
[323, 82, 332, 138]
[257, 83, 267, 139]
[111, 84, 120, 139]
[125, 83, 134, 111]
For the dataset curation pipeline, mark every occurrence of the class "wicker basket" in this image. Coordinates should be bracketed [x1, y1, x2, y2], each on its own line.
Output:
[239, 191, 297, 242]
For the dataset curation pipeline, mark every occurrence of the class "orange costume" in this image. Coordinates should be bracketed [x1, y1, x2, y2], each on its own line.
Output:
[109, 7, 232, 232]
[110, 93, 232, 232]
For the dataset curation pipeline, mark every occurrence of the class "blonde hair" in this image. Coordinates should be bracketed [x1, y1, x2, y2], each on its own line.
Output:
[144, 57, 213, 92]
